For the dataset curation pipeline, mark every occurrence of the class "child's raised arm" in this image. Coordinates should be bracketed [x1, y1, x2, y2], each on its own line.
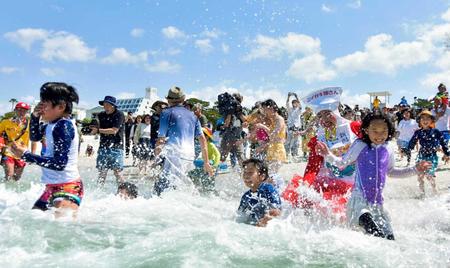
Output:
[318, 139, 366, 169]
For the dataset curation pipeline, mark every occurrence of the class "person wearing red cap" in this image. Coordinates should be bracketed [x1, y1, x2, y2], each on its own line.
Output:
[0, 102, 30, 181]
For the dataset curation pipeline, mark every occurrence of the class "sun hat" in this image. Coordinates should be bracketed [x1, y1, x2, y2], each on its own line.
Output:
[99, 96, 117, 107]
[166, 86, 185, 100]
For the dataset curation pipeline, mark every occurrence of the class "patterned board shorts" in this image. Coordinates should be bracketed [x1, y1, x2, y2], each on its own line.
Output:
[33, 180, 84, 211]
[417, 154, 438, 176]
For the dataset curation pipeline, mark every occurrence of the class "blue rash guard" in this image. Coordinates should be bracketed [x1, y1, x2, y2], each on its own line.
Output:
[236, 182, 281, 225]
[408, 128, 450, 158]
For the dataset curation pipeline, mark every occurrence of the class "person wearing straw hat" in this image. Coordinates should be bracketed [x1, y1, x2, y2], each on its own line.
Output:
[282, 87, 362, 216]
[153, 86, 213, 195]
[407, 109, 450, 197]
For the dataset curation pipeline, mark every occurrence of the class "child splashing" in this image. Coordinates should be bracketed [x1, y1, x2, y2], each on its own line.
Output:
[316, 112, 431, 239]
[407, 110, 450, 197]
[11, 82, 83, 218]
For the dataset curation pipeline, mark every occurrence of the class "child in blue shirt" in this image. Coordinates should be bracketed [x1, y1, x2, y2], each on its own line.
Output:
[408, 110, 450, 196]
[236, 158, 281, 227]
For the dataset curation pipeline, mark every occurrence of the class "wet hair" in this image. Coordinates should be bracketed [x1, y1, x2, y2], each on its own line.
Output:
[360, 112, 396, 147]
[40, 82, 79, 114]
[117, 182, 138, 199]
[261, 99, 280, 114]
[242, 158, 269, 180]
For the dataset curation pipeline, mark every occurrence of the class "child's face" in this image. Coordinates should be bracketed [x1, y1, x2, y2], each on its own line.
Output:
[242, 163, 264, 191]
[366, 119, 389, 145]
[403, 111, 411, 119]
[15, 108, 28, 118]
[420, 115, 433, 129]
[40, 101, 65, 122]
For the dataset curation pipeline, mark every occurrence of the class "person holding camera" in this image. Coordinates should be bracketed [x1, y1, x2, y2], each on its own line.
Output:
[285, 92, 302, 162]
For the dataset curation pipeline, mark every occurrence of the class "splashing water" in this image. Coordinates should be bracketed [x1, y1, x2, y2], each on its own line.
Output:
[1, 144, 449, 267]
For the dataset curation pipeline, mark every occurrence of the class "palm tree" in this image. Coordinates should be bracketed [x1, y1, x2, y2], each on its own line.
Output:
[9, 98, 18, 111]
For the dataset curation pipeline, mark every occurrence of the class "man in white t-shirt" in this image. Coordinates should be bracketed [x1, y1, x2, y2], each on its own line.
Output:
[285, 92, 302, 161]
[397, 109, 418, 165]
[433, 98, 450, 147]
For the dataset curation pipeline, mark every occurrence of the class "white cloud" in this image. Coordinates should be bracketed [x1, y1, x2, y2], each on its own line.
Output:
[130, 28, 145, 38]
[145, 61, 181, 73]
[0, 102, 12, 115]
[287, 54, 337, 83]
[102, 48, 148, 64]
[0, 67, 20, 74]
[244, 33, 321, 61]
[340, 90, 370, 107]
[40, 31, 96, 62]
[162, 26, 186, 39]
[222, 43, 230, 54]
[4, 28, 48, 51]
[21, 95, 37, 104]
[321, 4, 334, 13]
[442, 8, 450, 21]
[434, 51, 450, 70]
[117, 92, 136, 99]
[40, 67, 64, 77]
[201, 28, 222, 39]
[5, 28, 96, 62]
[421, 70, 450, 89]
[195, 39, 213, 53]
[333, 34, 431, 74]
[347, 0, 361, 9]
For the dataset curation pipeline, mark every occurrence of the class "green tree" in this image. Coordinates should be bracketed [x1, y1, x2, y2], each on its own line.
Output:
[414, 98, 433, 109]
[82, 118, 92, 125]
[204, 108, 221, 128]
[185, 98, 210, 107]
[0, 111, 16, 121]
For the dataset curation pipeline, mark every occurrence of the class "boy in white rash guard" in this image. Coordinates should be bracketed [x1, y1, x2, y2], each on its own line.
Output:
[12, 82, 83, 216]
[397, 109, 418, 165]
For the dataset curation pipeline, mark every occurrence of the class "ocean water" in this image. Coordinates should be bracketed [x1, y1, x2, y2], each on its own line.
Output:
[1, 153, 450, 267]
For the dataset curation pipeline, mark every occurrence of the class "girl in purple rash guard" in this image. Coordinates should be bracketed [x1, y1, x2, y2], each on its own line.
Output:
[316, 112, 431, 240]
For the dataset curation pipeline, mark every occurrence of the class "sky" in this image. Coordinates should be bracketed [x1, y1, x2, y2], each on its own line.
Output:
[1, 0, 450, 114]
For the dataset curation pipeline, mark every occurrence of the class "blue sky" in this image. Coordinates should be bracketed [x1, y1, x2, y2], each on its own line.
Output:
[1, 0, 450, 114]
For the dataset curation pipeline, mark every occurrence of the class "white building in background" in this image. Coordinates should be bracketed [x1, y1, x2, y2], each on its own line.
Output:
[86, 87, 160, 119]
[72, 106, 87, 121]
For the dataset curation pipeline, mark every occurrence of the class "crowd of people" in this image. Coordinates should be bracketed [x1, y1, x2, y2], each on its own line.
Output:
[1, 82, 450, 239]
